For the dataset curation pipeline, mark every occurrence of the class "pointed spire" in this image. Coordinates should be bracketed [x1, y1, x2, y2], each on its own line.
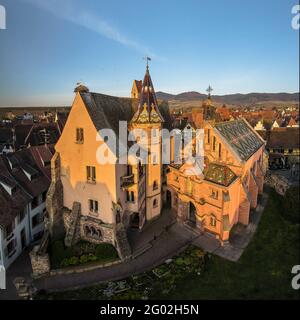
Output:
[131, 63, 164, 124]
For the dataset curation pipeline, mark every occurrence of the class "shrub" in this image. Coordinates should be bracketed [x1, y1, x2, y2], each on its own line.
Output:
[95, 243, 118, 260]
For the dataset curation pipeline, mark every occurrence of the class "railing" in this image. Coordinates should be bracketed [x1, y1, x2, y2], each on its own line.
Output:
[121, 174, 135, 189]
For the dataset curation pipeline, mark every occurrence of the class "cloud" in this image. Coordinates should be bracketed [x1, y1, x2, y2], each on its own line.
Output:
[23, 0, 157, 57]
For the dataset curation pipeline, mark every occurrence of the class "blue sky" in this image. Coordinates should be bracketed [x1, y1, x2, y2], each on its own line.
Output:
[0, 0, 299, 106]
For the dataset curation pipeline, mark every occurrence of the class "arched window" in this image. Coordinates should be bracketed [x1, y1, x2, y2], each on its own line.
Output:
[153, 199, 158, 208]
[153, 180, 158, 191]
[210, 215, 217, 227]
[84, 224, 102, 239]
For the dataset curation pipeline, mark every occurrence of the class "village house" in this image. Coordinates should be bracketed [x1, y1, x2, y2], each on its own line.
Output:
[0, 145, 54, 268]
[46, 65, 267, 260]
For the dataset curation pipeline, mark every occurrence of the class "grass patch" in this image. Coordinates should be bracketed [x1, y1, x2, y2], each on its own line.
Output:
[166, 188, 300, 299]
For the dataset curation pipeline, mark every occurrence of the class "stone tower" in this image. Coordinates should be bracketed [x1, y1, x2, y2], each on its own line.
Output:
[130, 64, 164, 221]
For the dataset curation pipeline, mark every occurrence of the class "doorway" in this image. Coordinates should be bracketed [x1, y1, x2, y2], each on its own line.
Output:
[166, 190, 172, 208]
[189, 202, 197, 227]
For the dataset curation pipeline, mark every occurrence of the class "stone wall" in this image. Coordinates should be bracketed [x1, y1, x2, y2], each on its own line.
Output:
[47, 152, 64, 241]
[177, 197, 189, 223]
[30, 248, 51, 277]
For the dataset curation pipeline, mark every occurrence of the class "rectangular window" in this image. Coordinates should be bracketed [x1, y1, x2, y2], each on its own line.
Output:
[31, 196, 39, 209]
[6, 239, 17, 258]
[126, 191, 135, 202]
[5, 222, 14, 239]
[76, 128, 84, 143]
[89, 199, 99, 214]
[86, 166, 96, 183]
[213, 136, 216, 151]
[32, 212, 43, 229]
[18, 210, 25, 224]
[207, 129, 210, 143]
[211, 189, 218, 200]
[219, 143, 222, 159]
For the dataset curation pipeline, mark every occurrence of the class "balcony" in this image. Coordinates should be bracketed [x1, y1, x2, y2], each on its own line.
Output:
[121, 174, 135, 190]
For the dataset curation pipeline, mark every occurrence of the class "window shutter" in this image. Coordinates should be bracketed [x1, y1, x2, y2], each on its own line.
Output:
[92, 167, 96, 180]
[95, 201, 98, 212]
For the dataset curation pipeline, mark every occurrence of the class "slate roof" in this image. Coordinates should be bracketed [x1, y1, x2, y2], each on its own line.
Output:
[131, 67, 164, 124]
[204, 163, 237, 187]
[6, 149, 50, 197]
[214, 119, 264, 162]
[80, 91, 171, 136]
[29, 144, 55, 180]
[0, 157, 31, 227]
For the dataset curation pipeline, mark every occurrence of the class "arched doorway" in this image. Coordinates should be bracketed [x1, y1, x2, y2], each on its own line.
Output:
[166, 190, 172, 208]
[189, 202, 197, 227]
[130, 212, 140, 229]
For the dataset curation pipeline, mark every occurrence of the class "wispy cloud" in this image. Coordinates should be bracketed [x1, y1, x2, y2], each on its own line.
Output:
[23, 0, 157, 57]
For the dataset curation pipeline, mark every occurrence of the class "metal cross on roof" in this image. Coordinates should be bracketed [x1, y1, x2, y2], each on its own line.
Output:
[206, 85, 213, 96]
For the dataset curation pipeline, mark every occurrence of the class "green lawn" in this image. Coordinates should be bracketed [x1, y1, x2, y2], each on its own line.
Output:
[166, 188, 300, 299]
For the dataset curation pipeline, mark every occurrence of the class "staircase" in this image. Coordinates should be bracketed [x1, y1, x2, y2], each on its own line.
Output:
[64, 202, 81, 247]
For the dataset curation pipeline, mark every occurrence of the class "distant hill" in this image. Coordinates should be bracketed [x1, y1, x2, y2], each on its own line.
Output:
[156, 91, 299, 106]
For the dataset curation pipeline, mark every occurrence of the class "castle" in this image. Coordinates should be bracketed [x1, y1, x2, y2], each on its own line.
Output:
[47, 65, 267, 260]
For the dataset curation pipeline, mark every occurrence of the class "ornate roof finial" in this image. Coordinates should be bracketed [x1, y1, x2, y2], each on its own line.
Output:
[206, 85, 213, 98]
[143, 56, 151, 70]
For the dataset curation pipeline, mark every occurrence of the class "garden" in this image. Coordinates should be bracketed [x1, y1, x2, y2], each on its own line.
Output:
[49, 240, 119, 269]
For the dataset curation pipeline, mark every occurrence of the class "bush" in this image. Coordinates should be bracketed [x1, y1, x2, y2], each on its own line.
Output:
[95, 243, 118, 260]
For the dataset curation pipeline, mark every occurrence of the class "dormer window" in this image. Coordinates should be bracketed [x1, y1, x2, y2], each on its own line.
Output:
[43, 160, 51, 167]
[22, 165, 39, 181]
[76, 128, 84, 143]
[0, 178, 17, 196]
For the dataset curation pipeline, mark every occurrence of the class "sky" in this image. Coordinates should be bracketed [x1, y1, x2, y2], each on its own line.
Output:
[0, 0, 299, 107]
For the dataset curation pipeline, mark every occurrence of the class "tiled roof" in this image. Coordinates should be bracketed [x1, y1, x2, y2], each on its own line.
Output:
[267, 127, 299, 149]
[214, 119, 264, 162]
[204, 163, 237, 187]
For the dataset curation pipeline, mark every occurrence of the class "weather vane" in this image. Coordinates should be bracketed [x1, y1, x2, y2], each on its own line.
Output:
[206, 85, 213, 97]
[143, 56, 151, 69]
